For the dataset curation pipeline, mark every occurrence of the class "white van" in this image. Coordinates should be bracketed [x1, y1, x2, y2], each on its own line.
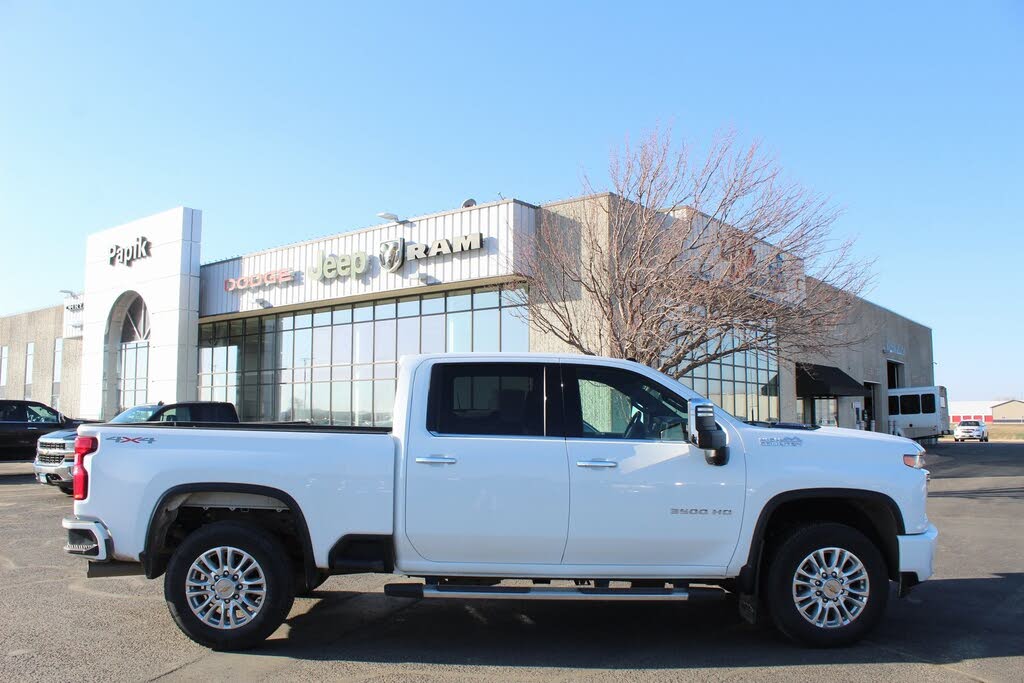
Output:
[887, 386, 950, 440]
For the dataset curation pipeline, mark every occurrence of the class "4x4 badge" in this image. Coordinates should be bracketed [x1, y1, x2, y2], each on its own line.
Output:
[105, 436, 156, 444]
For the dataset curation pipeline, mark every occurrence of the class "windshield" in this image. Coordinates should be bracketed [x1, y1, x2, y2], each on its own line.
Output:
[110, 405, 159, 423]
[959, 420, 980, 427]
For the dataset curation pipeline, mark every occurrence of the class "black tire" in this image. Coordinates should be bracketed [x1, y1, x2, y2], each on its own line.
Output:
[57, 485, 73, 495]
[764, 523, 889, 647]
[164, 521, 295, 650]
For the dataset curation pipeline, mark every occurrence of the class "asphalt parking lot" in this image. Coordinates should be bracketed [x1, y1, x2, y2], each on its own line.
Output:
[1, 440, 1022, 682]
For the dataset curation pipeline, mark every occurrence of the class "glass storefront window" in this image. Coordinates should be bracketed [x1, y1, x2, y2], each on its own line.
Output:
[421, 315, 445, 354]
[397, 297, 419, 318]
[446, 311, 472, 352]
[374, 299, 396, 319]
[446, 289, 471, 312]
[374, 319, 396, 362]
[198, 285, 532, 425]
[678, 340, 780, 423]
[313, 308, 332, 327]
[353, 303, 373, 322]
[473, 287, 500, 309]
[421, 293, 444, 315]
[473, 309, 500, 352]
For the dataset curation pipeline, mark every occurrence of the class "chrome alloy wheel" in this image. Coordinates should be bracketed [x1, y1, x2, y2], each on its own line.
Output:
[791, 547, 870, 629]
[185, 546, 267, 630]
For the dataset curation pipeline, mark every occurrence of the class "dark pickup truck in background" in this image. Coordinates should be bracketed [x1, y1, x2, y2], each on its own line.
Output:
[0, 400, 91, 460]
[33, 401, 239, 493]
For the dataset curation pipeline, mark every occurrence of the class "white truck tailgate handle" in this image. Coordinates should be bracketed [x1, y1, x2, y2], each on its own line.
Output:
[415, 455, 458, 465]
[576, 460, 618, 468]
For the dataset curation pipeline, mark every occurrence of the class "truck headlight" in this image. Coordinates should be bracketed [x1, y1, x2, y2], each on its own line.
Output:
[903, 453, 926, 469]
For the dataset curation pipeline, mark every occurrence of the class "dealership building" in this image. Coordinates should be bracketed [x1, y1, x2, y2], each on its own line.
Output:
[0, 196, 935, 432]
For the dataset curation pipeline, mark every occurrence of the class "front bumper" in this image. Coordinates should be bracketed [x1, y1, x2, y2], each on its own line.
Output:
[33, 458, 73, 485]
[62, 516, 113, 562]
[898, 523, 938, 582]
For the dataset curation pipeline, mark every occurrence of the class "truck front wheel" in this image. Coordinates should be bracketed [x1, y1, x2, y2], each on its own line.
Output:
[164, 521, 295, 650]
[764, 523, 889, 647]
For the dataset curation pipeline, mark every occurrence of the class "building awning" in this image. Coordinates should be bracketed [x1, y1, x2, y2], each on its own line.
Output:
[796, 363, 869, 397]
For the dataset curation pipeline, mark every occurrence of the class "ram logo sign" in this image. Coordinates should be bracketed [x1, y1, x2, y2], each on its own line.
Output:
[379, 238, 405, 273]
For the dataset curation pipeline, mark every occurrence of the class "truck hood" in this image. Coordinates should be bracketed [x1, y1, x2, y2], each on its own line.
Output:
[745, 424, 924, 453]
[813, 426, 924, 451]
[41, 428, 79, 442]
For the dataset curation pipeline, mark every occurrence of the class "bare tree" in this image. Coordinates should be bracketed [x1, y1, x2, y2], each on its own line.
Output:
[518, 127, 872, 378]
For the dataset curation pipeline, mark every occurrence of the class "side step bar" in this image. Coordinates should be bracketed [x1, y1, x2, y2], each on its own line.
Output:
[385, 583, 722, 601]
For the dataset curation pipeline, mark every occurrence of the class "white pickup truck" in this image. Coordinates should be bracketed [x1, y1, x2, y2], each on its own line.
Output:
[62, 354, 937, 650]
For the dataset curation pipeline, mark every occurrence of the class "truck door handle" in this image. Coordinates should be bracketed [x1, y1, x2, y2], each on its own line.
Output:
[415, 455, 458, 465]
[576, 460, 617, 468]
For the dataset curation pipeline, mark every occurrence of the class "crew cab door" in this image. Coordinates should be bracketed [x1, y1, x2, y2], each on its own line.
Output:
[560, 363, 745, 568]
[0, 401, 31, 454]
[404, 362, 569, 564]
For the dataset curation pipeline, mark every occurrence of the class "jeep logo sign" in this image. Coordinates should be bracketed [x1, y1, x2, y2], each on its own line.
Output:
[109, 236, 151, 266]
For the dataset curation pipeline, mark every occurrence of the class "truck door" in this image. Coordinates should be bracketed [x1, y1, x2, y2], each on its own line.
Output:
[404, 362, 569, 564]
[560, 363, 746, 568]
[0, 401, 30, 455]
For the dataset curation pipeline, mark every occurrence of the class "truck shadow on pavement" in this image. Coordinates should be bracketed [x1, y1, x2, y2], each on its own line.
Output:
[258, 573, 1024, 670]
[0, 473, 35, 486]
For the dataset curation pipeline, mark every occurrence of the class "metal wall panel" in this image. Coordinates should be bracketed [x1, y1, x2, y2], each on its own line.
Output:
[199, 200, 532, 318]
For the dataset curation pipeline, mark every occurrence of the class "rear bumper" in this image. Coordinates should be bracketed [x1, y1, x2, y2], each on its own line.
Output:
[898, 523, 938, 582]
[62, 516, 112, 562]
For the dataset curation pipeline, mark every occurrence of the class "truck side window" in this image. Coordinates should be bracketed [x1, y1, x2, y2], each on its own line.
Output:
[564, 365, 688, 441]
[921, 394, 936, 414]
[26, 403, 60, 423]
[427, 363, 545, 436]
[899, 394, 921, 415]
[888, 396, 900, 415]
[0, 401, 26, 422]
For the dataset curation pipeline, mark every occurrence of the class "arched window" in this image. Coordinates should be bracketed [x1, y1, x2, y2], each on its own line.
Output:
[118, 296, 150, 411]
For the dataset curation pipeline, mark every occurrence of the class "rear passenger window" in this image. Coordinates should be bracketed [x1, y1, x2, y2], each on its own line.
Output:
[888, 396, 900, 415]
[899, 394, 921, 415]
[921, 394, 936, 414]
[428, 363, 545, 436]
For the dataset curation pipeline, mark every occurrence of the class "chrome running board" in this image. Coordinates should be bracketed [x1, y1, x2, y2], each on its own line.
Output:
[385, 583, 710, 601]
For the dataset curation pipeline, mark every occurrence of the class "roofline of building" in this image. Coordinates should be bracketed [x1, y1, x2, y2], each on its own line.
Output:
[0, 302, 64, 319]
[201, 197, 538, 268]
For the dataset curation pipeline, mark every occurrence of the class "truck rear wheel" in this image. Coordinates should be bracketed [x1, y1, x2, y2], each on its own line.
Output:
[764, 523, 889, 647]
[164, 521, 295, 650]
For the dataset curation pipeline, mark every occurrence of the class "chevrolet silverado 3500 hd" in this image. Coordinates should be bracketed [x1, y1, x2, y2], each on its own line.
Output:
[62, 354, 937, 650]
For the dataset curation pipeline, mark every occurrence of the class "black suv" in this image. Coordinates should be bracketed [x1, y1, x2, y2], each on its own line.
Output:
[0, 400, 88, 460]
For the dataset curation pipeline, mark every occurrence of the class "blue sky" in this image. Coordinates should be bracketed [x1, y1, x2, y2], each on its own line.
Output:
[1, 1, 1021, 400]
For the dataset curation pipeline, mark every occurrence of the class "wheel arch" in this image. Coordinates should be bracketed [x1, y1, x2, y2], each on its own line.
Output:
[737, 488, 905, 594]
[141, 483, 317, 590]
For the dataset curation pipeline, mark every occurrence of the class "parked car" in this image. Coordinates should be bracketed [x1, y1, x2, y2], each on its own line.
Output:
[0, 400, 92, 461]
[63, 354, 937, 650]
[953, 419, 988, 442]
[34, 401, 239, 493]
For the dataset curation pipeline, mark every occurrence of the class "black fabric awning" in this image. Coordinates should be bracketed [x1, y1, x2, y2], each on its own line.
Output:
[796, 363, 869, 397]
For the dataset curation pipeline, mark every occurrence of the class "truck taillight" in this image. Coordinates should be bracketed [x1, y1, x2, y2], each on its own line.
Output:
[73, 436, 98, 501]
